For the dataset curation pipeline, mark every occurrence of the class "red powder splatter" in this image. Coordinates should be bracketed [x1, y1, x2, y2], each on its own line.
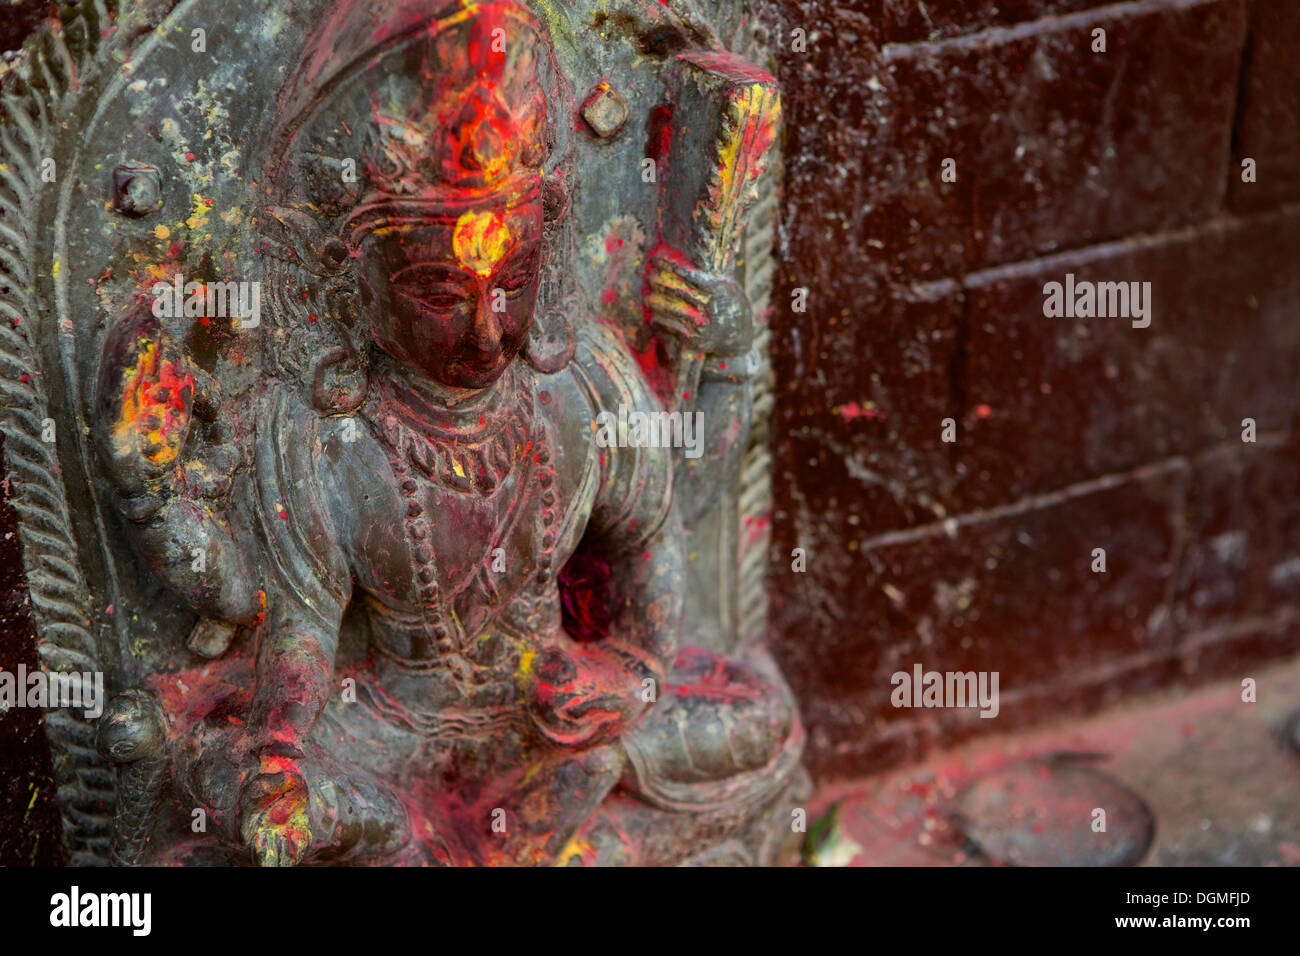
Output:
[557, 551, 613, 642]
[627, 335, 674, 401]
[836, 401, 886, 421]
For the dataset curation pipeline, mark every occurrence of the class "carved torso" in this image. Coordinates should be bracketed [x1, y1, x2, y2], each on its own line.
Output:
[252, 319, 668, 730]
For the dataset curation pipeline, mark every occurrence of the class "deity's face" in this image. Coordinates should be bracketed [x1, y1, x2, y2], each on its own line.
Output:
[359, 195, 544, 390]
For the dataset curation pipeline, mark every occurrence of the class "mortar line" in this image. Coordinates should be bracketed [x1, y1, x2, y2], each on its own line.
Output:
[882, 0, 1215, 60]
[855, 433, 1287, 552]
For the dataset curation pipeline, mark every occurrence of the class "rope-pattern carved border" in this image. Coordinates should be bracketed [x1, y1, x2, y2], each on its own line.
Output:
[0, 0, 117, 865]
[736, 148, 778, 648]
[724, 7, 779, 651]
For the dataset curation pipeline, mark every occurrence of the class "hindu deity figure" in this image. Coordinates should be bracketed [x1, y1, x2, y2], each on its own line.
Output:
[90, 0, 803, 865]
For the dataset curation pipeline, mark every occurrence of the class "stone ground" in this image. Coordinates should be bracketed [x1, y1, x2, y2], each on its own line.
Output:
[800, 655, 1300, 866]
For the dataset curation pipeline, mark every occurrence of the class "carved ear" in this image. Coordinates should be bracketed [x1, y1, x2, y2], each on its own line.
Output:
[311, 344, 368, 415]
[261, 205, 351, 276]
[542, 173, 569, 224]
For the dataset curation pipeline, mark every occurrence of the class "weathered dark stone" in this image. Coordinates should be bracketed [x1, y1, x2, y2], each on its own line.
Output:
[1, 0, 1298, 862]
[0, 0, 802, 867]
[956, 757, 1155, 866]
[0, 437, 65, 866]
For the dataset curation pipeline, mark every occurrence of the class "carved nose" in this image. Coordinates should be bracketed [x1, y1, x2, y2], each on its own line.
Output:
[471, 293, 503, 357]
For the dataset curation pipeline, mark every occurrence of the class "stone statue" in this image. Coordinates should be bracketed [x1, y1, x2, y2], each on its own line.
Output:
[1, 0, 803, 865]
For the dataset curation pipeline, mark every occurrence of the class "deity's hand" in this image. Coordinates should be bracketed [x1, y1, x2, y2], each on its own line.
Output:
[239, 754, 313, 867]
[645, 248, 753, 357]
[96, 304, 195, 493]
[526, 641, 652, 749]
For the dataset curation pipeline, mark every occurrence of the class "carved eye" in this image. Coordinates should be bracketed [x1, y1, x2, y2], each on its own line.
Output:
[496, 246, 541, 294]
[425, 288, 469, 309]
[392, 264, 473, 311]
[398, 284, 469, 311]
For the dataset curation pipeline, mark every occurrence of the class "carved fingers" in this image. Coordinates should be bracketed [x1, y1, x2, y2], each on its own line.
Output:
[178, 441, 241, 498]
[526, 643, 647, 748]
[644, 248, 753, 357]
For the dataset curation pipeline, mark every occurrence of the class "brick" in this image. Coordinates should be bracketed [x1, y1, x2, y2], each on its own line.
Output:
[947, 650, 1185, 741]
[861, 0, 1246, 278]
[766, 1, 1119, 48]
[897, 1, 1132, 45]
[798, 709, 932, 782]
[769, 469, 1187, 769]
[957, 204, 1300, 510]
[1230, 0, 1300, 210]
[1175, 433, 1300, 635]
[770, 279, 962, 535]
[1177, 615, 1300, 685]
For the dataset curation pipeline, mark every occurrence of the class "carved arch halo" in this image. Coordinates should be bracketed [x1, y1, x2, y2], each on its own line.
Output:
[0, 0, 789, 865]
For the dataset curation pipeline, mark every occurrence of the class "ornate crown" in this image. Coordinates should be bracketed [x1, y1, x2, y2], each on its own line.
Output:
[268, 0, 553, 239]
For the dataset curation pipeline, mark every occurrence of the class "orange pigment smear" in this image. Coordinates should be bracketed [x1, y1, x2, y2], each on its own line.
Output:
[453, 209, 512, 278]
[113, 339, 193, 466]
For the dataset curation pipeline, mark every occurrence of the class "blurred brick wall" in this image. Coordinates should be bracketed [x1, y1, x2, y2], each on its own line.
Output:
[757, 0, 1300, 780]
